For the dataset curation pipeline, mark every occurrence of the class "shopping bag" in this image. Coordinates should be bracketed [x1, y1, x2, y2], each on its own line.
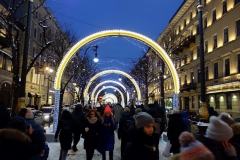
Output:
[162, 140, 172, 157]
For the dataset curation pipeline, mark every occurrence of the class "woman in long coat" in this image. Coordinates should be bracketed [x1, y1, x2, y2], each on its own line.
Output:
[167, 109, 185, 154]
[54, 110, 73, 160]
[82, 110, 102, 160]
[97, 105, 116, 160]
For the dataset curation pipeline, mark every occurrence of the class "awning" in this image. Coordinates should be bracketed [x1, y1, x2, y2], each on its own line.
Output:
[28, 92, 36, 97]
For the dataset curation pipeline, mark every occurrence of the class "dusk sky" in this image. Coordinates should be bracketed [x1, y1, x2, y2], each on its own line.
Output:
[45, 0, 183, 93]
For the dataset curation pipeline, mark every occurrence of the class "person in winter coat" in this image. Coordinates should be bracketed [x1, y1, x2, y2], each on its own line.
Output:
[219, 112, 240, 159]
[208, 106, 218, 120]
[112, 103, 123, 124]
[179, 110, 189, 131]
[0, 116, 41, 160]
[82, 110, 102, 160]
[167, 109, 185, 154]
[147, 108, 161, 144]
[197, 116, 238, 160]
[0, 101, 10, 129]
[83, 103, 91, 115]
[170, 131, 214, 160]
[153, 101, 166, 135]
[122, 112, 159, 160]
[72, 104, 85, 152]
[118, 107, 134, 157]
[54, 110, 73, 160]
[97, 105, 116, 160]
[19, 108, 46, 158]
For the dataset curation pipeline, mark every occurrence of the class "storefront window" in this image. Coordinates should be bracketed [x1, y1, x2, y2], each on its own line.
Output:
[215, 94, 220, 109]
[226, 93, 232, 109]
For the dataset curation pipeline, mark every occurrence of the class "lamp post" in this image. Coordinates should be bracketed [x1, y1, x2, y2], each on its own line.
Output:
[197, 1, 209, 120]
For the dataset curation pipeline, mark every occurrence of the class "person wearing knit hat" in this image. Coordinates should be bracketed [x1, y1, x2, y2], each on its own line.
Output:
[174, 131, 214, 160]
[97, 104, 116, 160]
[122, 112, 159, 160]
[197, 116, 238, 160]
[219, 112, 235, 126]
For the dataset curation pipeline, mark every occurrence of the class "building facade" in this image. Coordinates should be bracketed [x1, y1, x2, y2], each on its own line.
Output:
[149, 0, 240, 118]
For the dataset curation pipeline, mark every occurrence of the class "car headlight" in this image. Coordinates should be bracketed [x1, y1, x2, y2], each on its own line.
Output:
[44, 115, 49, 120]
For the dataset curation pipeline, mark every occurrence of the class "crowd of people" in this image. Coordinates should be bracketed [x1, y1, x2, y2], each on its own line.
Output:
[1, 99, 240, 160]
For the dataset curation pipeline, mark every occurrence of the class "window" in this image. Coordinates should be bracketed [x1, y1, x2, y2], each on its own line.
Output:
[179, 25, 181, 32]
[223, 1, 227, 14]
[235, 0, 240, 5]
[205, 66, 209, 81]
[204, 17, 207, 29]
[197, 46, 200, 57]
[190, 50, 193, 60]
[224, 28, 228, 43]
[226, 93, 232, 109]
[190, 29, 193, 36]
[237, 20, 240, 37]
[192, 96, 195, 108]
[203, 0, 207, 6]
[215, 94, 220, 109]
[184, 19, 186, 27]
[238, 54, 240, 73]
[198, 69, 201, 83]
[225, 58, 230, 76]
[196, 24, 199, 35]
[213, 35, 218, 49]
[191, 72, 194, 83]
[205, 40, 208, 53]
[214, 62, 218, 79]
[184, 55, 187, 64]
[190, 12, 193, 20]
[35, 11, 38, 19]
[34, 28, 37, 39]
[184, 74, 187, 84]
[212, 9, 216, 23]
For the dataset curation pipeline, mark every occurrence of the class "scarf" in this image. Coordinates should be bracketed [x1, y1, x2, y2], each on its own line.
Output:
[87, 117, 98, 124]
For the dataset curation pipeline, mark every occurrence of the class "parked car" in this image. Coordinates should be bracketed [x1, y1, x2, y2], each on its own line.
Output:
[32, 110, 45, 126]
[40, 107, 54, 125]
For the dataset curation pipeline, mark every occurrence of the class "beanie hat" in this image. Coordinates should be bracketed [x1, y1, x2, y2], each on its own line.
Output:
[206, 116, 233, 141]
[135, 112, 155, 129]
[104, 105, 111, 114]
[9, 116, 27, 132]
[135, 108, 142, 115]
[218, 112, 235, 126]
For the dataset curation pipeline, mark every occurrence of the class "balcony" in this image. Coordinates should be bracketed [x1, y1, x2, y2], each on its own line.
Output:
[172, 46, 184, 54]
[180, 35, 195, 48]
[180, 83, 197, 92]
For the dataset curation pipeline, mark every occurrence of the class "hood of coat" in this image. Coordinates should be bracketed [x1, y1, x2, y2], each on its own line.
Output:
[0, 128, 31, 143]
[231, 122, 240, 135]
[122, 112, 132, 118]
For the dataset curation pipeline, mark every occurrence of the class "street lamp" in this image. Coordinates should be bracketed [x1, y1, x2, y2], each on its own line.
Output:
[118, 76, 122, 81]
[84, 45, 99, 62]
[197, 0, 208, 120]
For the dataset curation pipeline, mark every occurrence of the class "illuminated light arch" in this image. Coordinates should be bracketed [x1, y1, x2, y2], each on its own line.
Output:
[103, 93, 118, 103]
[95, 86, 125, 107]
[105, 97, 114, 104]
[91, 80, 129, 103]
[85, 70, 140, 102]
[54, 29, 179, 132]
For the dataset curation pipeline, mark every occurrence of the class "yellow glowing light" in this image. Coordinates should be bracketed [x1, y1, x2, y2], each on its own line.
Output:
[95, 86, 124, 104]
[103, 93, 118, 103]
[91, 80, 129, 102]
[54, 30, 179, 99]
[85, 69, 139, 99]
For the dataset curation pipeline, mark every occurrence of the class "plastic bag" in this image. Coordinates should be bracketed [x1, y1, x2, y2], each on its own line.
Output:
[162, 140, 172, 157]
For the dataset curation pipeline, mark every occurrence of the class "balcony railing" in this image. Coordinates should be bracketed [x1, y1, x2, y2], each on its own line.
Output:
[172, 46, 184, 54]
[180, 83, 197, 92]
[180, 35, 195, 47]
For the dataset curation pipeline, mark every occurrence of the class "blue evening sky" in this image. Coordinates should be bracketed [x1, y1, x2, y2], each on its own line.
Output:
[45, 0, 183, 92]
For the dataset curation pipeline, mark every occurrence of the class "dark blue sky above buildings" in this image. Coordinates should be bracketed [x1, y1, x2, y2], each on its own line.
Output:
[46, 0, 183, 92]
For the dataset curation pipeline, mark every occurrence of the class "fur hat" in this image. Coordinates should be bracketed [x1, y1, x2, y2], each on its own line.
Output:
[135, 112, 154, 129]
[9, 116, 27, 132]
[104, 105, 111, 114]
[206, 116, 233, 141]
[218, 112, 235, 126]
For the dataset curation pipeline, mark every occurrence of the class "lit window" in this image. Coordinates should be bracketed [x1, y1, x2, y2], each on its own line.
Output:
[213, 35, 218, 49]
[222, 1, 227, 15]
[223, 28, 228, 44]
[212, 9, 216, 23]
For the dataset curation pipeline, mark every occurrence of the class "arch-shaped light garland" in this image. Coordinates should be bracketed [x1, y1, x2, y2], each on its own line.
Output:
[90, 80, 129, 103]
[103, 93, 118, 104]
[53, 30, 179, 133]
